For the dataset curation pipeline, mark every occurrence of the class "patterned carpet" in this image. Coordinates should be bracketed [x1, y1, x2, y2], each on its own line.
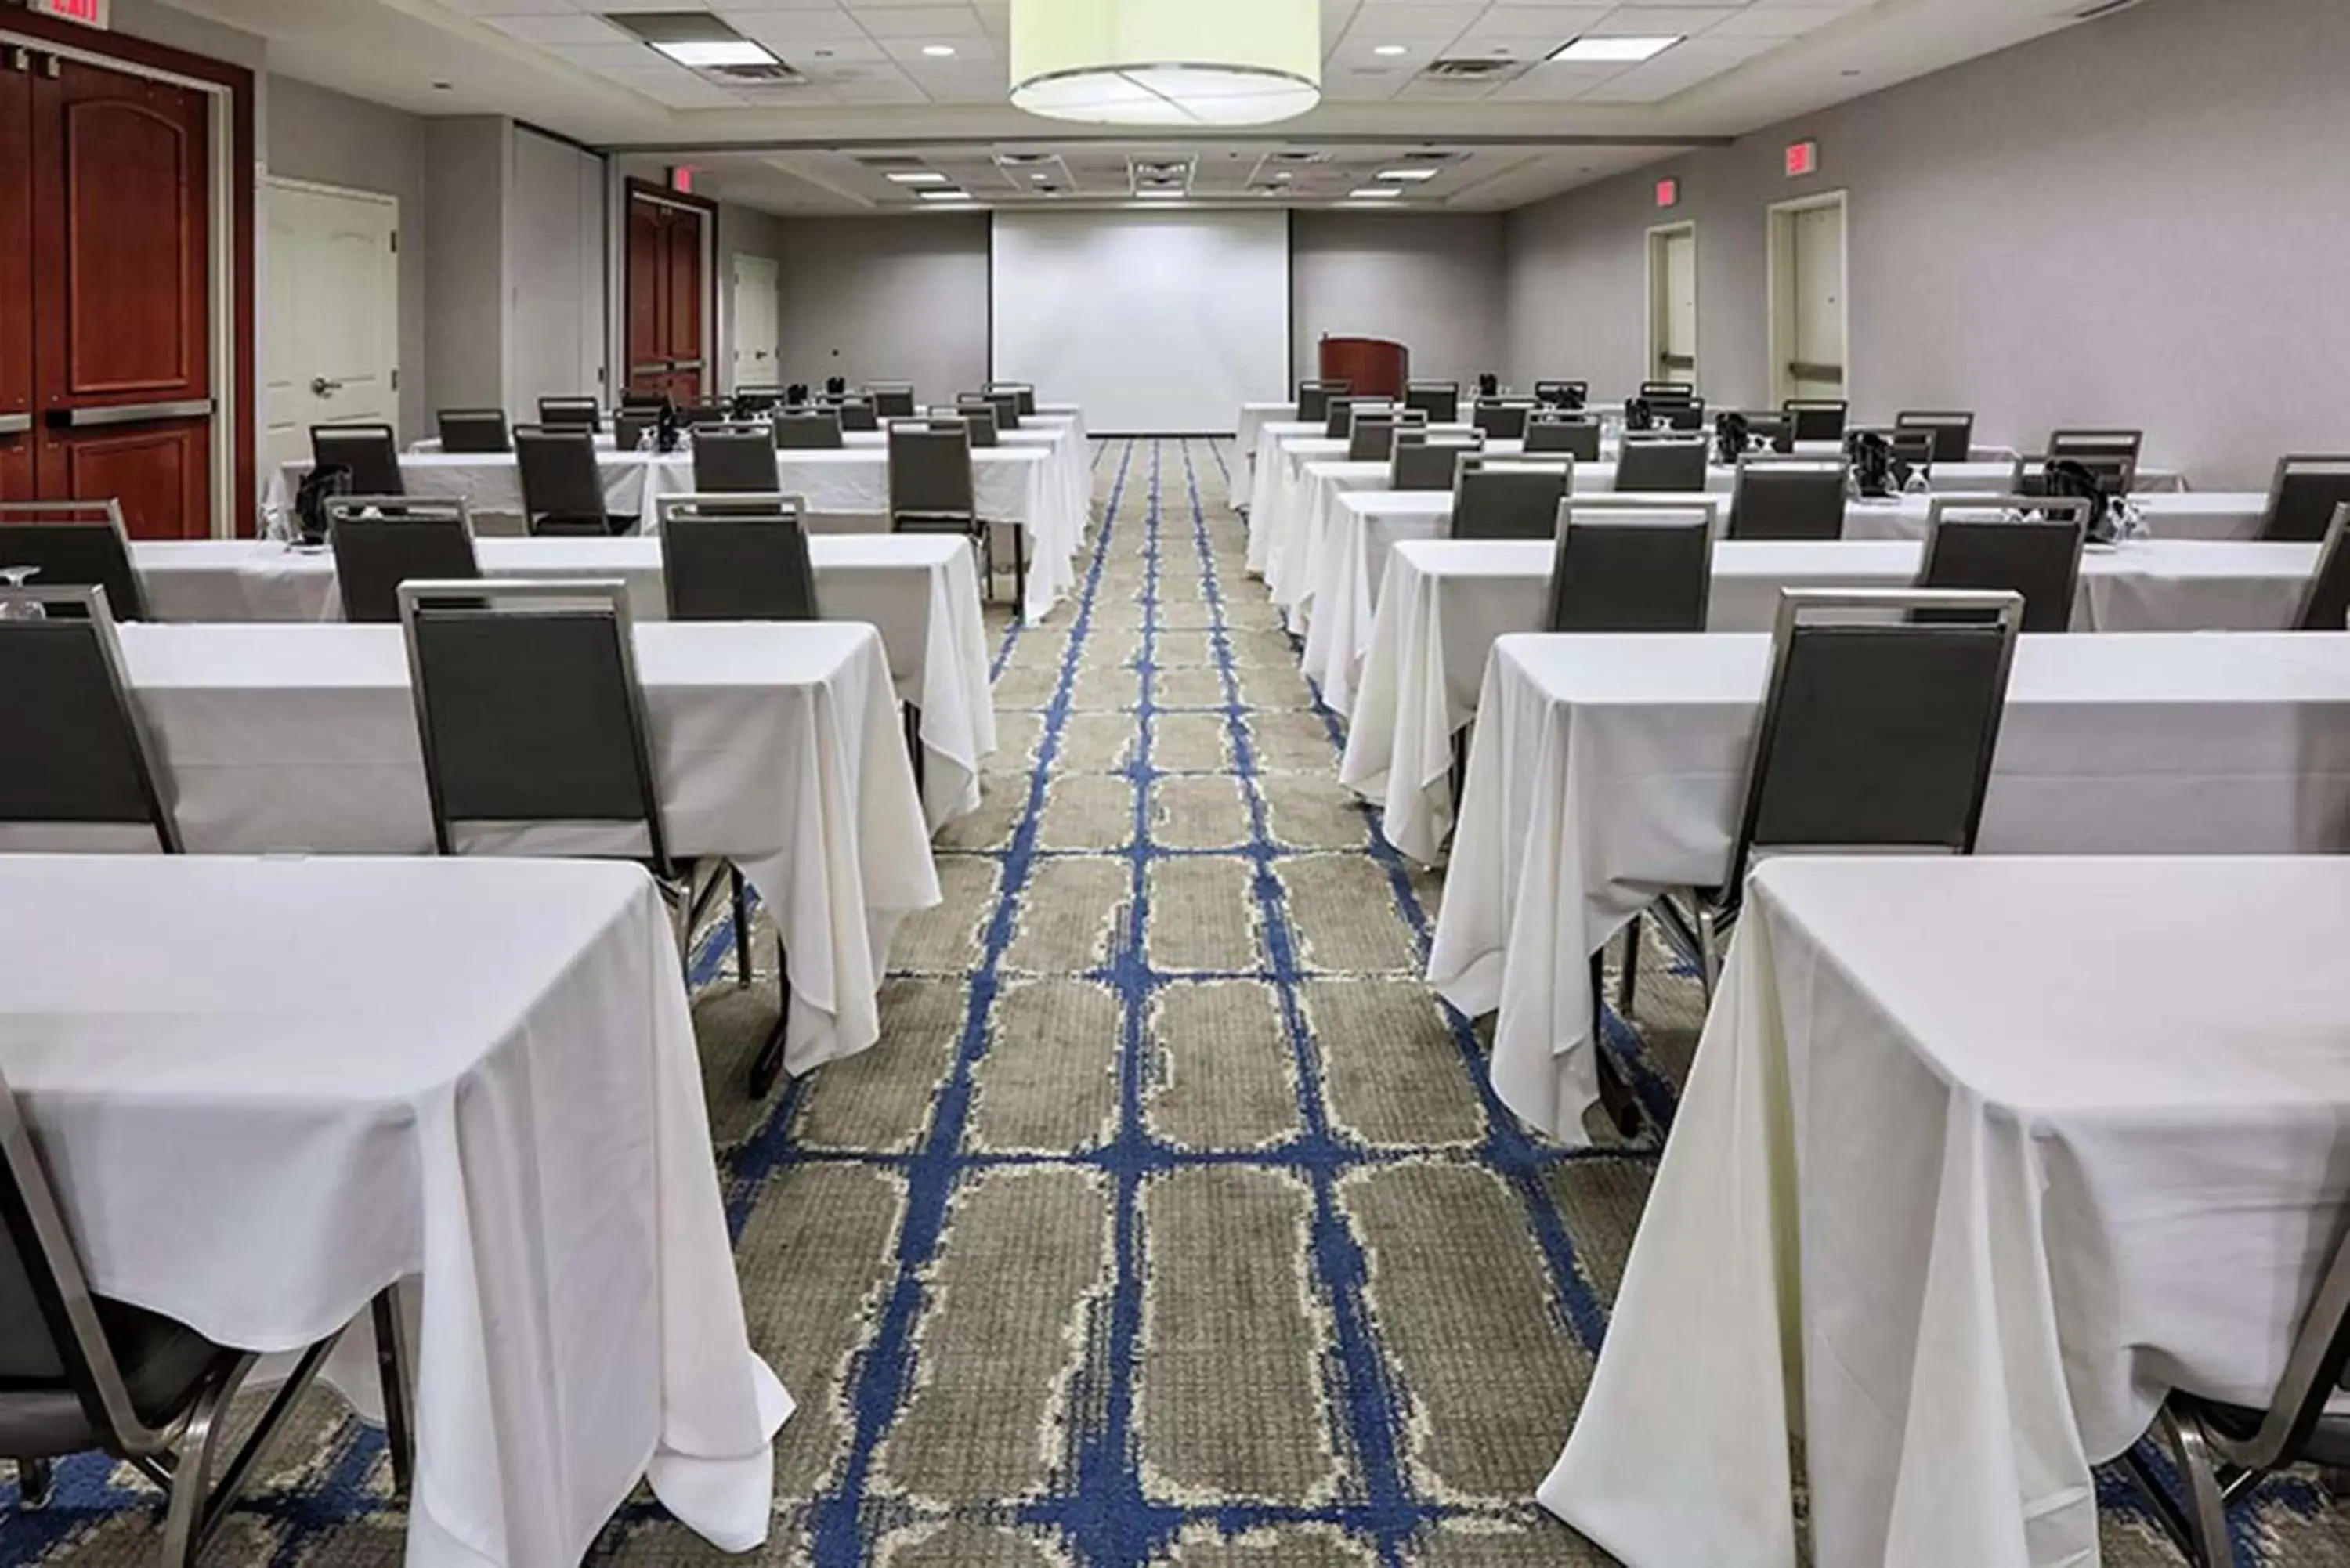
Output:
[6, 437, 2350, 1566]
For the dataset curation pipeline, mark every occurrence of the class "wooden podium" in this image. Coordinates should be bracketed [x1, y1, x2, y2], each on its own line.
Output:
[1318, 335, 1408, 401]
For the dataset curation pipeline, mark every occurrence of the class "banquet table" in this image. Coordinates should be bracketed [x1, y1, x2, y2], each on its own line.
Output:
[1545, 854, 2350, 1568]
[0, 854, 790, 1566]
[1234, 400, 1299, 511]
[1424, 630, 2350, 1142]
[130, 535, 996, 830]
[82, 620, 940, 1074]
[266, 445, 1079, 622]
[1339, 537, 2326, 862]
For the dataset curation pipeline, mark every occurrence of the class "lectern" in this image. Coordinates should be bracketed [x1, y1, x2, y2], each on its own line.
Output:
[1318, 336, 1408, 401]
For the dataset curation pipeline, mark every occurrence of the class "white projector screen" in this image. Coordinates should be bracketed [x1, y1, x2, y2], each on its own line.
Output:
[991, 211, 1291, 434]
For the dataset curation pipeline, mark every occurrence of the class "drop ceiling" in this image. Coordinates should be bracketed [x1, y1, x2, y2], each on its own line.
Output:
[154, 0, 2109, 212]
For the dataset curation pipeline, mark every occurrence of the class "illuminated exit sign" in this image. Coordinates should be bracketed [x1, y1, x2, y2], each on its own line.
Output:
[1785, 139, 1820, 178]
[1654, 178, 1679, 209]
[33, 0, 110, 27]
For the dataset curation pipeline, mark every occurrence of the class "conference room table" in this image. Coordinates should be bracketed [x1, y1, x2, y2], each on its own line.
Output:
[1337, 537, 2329, 863]
[0, 854, 790, 1566]
[67, 619, 941, 1076]
[265, 443, 1080, 622]
[1308, 489, 2280, 711]
[1545, 854, 2350, 1568]
[129, 534, 997, 831]
[1423, 630, 2350, 1143]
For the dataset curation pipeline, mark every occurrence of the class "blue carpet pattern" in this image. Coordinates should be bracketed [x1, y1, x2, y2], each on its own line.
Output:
[1, 438, 2344, 1566]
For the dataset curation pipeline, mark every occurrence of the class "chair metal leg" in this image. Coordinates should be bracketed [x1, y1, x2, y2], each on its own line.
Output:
[16, 1457, 52, 1510]
[2164, 1409, 2235, 1568]
[158, 1360, 250, 1567]
[1614, 915, 1641, 1019]
[1448, 728, 1471, 822]
[729, 869, 752, 988]
[1013, 523, 1028, 624]
[371, 1288, 416, 1498]
[905, 703, 926, 796]
[746, 935, 794, 1099]
[1698, 907, 1726, 1002]
[1587, 952, 1642, 1139]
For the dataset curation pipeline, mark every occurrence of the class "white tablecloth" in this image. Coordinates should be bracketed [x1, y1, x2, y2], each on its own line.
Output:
[90, 620, 939, 1073]
[1234, 401, 1298, 511]
[130, 536, 996, 830]
[266, 453, 663, 532]
[1547, 854, 2350, 1568]
[1426, 631, 2350, 1141]
[0, 854, 790, 1566]
[1336, 537, 2326, 858]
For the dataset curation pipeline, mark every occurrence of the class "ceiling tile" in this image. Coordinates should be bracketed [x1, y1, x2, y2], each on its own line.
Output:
[1705, 4, 1847, 34]
[444, 0, 580, 15]
[481, 12, 627, 43]
[855, 5, 985, 38]
[728, 8, 877, 45]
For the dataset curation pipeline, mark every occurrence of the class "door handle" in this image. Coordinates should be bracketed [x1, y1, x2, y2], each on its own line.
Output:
[45, 400, 216, 428]
[311, 377, 345, 397]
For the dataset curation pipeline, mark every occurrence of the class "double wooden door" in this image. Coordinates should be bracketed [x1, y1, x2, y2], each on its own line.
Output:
[625, 190, 706, 405]
[1, 46, 215, 537]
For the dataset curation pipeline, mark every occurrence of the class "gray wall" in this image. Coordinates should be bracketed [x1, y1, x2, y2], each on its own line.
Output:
[1502, 0, 2350, 489]
[716, 203, 786, 395]
[1292, 212, 1507, 392]
[774, 215, 992, 406]
[264, 75, 430, 437]
[421, 117, 509, 413]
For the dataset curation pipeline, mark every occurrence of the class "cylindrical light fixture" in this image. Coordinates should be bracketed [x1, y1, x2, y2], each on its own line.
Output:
[1010, 0, 1321, 127]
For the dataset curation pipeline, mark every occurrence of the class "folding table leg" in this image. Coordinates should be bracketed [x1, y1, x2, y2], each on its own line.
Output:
[1587, 952, 1643, 1139]
[729, 869, 752, 988]
[905, 703, 926, 795]
[746, 938, 797, 1099]
[371, 1288, 416, 1498]
[1014, 525, 1028, 624]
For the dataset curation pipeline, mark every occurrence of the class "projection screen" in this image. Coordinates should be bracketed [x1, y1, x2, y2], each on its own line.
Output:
[990, 210, 1291, 434]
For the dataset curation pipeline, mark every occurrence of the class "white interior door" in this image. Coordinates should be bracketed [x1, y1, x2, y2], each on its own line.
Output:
[264, 179, 399, 471]
[732, 254, 780, 392]
[1773, 195, 1848, 404]
[1650, 226, 1697, 386]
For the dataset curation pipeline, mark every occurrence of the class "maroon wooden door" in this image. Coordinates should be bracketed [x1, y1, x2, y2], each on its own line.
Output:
[0, 55, 32, 502]
[624, 190, 705, 404]
[663, 210, 703, 403]
[25, 56, 212, 539]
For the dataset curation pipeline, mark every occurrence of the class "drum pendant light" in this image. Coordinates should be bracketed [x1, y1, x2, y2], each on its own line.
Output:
[1010, 0, 1321, 127]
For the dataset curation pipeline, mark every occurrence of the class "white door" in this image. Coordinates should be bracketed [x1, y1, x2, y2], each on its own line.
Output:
[732, 254, 780, 392]
[264, 179, 399, 471]
[1650, 226, 1697, 387]
[1773, 197, 1848, 404]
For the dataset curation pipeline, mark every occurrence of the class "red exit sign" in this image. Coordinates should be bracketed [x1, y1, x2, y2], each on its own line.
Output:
[1654, 178, 1679, 209]
[1785, 139, 1820, 178]
[33, 0, 110, 27]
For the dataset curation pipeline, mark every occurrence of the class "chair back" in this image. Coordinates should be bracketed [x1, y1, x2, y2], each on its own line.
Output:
[613, 410, 657, 454]
[1389, 432, 1483, 492]
[1895, 410, 1974, 464]
[515, 429, 612, 534]
[2044, 428, 2143, 490]
[1450, 456, 1571, 541]
[311, 425, 403, 498]
[1880, 428, 1936, 470]
[1916, 496, 2090, 634]
[1325, 396, 1390, 440]
[692, 429, 782, 493]
[1654, 399, 1708, 432]
[436, 409, 510, 454]
[951, 398, 1003, 447]
[830, 396, 879, 433]
[732, 387, 785, 418]
[984, 381, 1036, 417]
[965, 390, 1021, 432]
[2012, 451, 2136, 499]
[870, 385, 918, 419]
[0, 585, 178, 851]
[537, 396, 602, 432]
[1347, 408, 1427, 463]
[1296, 379, 1350, 424]
[1727, 457, 1848, 540]
[1730, 410, 1795, 456]
[888, 419, 978, 520]
[1535, 380, 1589, 410]
[326, 497, 481, 625]
[1546, 502, 1715, 633]
[2292, 504, 2350, 631]
[681, 401, 730, 429]
[1783, 399, 1849, 443]
[1726, 588, 2022, 897]
[1614, 436, 1710, 494]
[655, 494, 820, 622]
[1404, 381, 1459, 422]
[1640, 381, 1696, 404]
[1524, 413, 1601, 461]
[0, 501, 149, 620]
[772, 409, 844, 450]
[1471, 399, 1533, 441]
[2261, 455, 2350, 543]
[399, 579, 671, 871]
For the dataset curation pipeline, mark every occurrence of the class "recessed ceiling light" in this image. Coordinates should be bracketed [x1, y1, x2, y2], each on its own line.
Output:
[918, 190, 972, 201]
[922, 43, 956, 57]
[1348, 186, 1401, 199]
[651, 39, 777, 68]
[887, 171, 949, 184]
[1137, 188, 1187, 199]
[1030, 172, 1053, 182]
[1373, 43, 1407, 56]
[1378, 168, 1438, 182]
[1271, 171, 1293, 182]
[1549, 34, 1682, 63]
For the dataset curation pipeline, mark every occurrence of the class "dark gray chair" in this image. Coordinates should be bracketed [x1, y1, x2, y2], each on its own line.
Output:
[1347, 408, 1427, 464]
[1896, 410, 1975, 464]
[0, 584, 178, 852]
[889, 417, 1012, 607]
[951, 399, 1003, 448]
[969, 390, 1021, 432]
[870, 384, 918, 420]
[324, 497, 480, 625]
[692, 429, 782, 493]
[1655, 399, 1708, 433]
[732, 387, 785, 418]
[1449, 456, 1571, 541]
[1726, 458, 1849, 540]
[0, 500, 150, 620]
[1614, 437, 1710, 494]
[1404, 381, 1459, 422]
[613, 411, 657, 454]
[1471, 399, 1534, 442]
[985, 381, 1036, 417]
[311, 425, 403, 498]
[2012, 450, 2137, 499]
[2123, 1202, 2350, 1566]
[397, 578, 786, 1094]
[1734, 410, 1796, 456]
[829, 397, 879, 434]
[536, 396, 602, 432]
[655, 495, 820, 623]
[1640, 381, 1696, 404]
[1389, 432, 1483, 492]
[2258, 455, 2350, 543]
[772, 410, 843, 450]
[1325, 397, 1390, 441]
[1295, 379, 1350, 425]
[2041, 428, 2144, 492]
[1784, 399, 1849, 443]
[515, 429, 628, 536]
[0, 1055, 377, 1559]
[436, 409, 510, 454]
[1545, 503, 1714, 633]
[1524, 413, 1601, 461]
[682, 402, 731, 429]
[1535, 380, 1589, 410]
[2292, 503, 2350, 631]
[1916, 495, 2092, 634]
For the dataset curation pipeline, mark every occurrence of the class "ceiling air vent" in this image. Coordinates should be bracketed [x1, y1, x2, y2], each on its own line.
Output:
[1420, 57, 1530, 82]
[708, 62, 806, 85]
